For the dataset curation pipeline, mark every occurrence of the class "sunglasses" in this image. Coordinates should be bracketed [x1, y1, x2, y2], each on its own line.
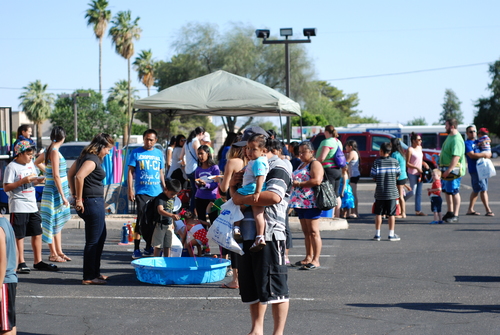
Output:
[468, 130, 476, 133]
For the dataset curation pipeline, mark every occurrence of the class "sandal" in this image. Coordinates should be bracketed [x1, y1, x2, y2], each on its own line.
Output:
[59, 254, 72, 262]
[249, 235, 266, 253]
[49, 255, 66, 263]
[485, 212, 495, 217]
[82, 278, 107, 285]
[98, 275, 109, 280]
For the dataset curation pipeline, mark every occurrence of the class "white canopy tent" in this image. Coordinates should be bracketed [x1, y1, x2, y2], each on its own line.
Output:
[133, 70, 301, 118]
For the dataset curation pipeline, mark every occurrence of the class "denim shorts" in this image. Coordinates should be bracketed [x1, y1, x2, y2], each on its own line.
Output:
[430, 196, 442, 213]
[294, 208, 322, 220]
[441, 178, 461, 195]
[470, 172, 488, 193]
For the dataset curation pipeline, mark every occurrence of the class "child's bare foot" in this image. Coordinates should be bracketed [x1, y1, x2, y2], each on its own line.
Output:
[249, 235, 266, 252]
[233, 226, 243, 243]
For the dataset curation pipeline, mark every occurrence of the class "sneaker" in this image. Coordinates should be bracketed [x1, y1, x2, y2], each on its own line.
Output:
[143, 247, 154, 257]
[442, 212, 454, 221]
[33, 261, 59, 271]
[17, 263, 31, 274]
[438, 220, 444, 224]
[445, 216, 459, 223]
[429, 221, 439, 224]
[132, 249, 143, 259]
[388, 234, 401, 242]
[373, 235, 381, 241]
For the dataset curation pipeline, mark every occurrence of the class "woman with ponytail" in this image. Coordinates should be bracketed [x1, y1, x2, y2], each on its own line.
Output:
[35, 126, 72, 262]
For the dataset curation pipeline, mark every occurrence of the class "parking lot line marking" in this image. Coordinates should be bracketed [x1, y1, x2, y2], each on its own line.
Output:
[18, 295, 314, 301]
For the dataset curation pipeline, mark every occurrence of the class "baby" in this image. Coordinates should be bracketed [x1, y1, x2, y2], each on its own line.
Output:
[176, 210, 210, 257]
[233, 134, 269, 252]
[476, 128, 491, 153]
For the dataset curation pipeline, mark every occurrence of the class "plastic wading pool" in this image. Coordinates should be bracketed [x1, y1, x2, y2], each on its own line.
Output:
[131, 257, 231, 285]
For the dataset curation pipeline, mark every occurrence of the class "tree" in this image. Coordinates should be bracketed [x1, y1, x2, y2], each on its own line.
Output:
[85, 0, 111, 94]
[107, 79, 140, 121]
[109, 10, 141, 146]
[291, 111, 329, 127]
[301, 81, 377, 127]
[406, 117, 427, 126]
[18, 80, 54, 149]
[50, 89, 123, 141]
[440, 89, 463, 124]
[133, 49, 157, 128]
[474, 60, 500, 136]
[155, 22, 315, 134]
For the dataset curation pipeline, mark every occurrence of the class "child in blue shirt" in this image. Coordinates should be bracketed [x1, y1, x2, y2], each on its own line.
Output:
[233, 135, 269, 252]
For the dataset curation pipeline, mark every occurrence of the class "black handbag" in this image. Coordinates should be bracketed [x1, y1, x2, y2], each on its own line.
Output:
[308, 160, 337, 211]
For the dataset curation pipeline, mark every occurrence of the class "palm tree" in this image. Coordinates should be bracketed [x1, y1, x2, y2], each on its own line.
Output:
[18, 80, 54, 150]
[109, 10, 141, 146]
[85, 0, 111, 95]
[133, 49, 156, 128]
[107, 79, 139, 110]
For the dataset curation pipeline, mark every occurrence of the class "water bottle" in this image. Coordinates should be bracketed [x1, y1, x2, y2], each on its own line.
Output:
[121, 223, 129, 244]
[127, 221, 133, 242]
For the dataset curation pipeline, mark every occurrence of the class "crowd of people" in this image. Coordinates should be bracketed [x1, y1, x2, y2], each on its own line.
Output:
[0, 120, 496, 334]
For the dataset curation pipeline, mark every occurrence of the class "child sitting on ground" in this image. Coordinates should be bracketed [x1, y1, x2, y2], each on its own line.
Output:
[427, 169, 443, 224]
[476, 128, 491, 153]
[233, 134, 269, 252]
[151, 179, 182, 257]
[176, 210, 211, 257]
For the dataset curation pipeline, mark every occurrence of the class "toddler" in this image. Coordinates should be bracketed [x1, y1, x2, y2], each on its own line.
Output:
[476, 128, 491, 153]
[176, 210, 211, 257]
[233, 134, 269, 252]
[427, 169, 443, 224]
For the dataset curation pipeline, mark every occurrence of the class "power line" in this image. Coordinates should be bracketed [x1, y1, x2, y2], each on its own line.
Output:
[326, 62, 490, 81]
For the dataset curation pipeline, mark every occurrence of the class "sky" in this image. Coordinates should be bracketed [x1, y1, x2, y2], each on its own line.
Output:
[2, 0, 500, 127]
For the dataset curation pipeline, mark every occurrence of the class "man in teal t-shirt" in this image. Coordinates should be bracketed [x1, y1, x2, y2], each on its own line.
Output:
[128, 129, 166, 259]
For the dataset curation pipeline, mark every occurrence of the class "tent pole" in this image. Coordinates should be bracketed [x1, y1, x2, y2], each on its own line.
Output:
[221, 116, 228, 134]
[278, 110, 284, 141]
[300, 117, 303, 141]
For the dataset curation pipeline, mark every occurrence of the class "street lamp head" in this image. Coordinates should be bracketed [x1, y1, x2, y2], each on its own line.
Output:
[280, 28, 293, 37]
[303, 28, 317, 38]
[255, 29, 270, 39]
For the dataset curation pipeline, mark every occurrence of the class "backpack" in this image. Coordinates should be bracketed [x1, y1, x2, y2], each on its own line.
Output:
[333, 139, 347, 168]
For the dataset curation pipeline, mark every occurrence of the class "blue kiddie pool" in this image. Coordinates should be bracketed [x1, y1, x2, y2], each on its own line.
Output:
[131, 257, 230, 285]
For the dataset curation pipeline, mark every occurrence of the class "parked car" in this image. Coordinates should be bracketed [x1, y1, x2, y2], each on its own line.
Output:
[311, 132, 440, 177]
[492, 144, 500, 158]
[59, 141, 91, 170]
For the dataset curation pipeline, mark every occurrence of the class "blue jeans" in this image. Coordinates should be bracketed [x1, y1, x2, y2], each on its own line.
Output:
[77, 197, 107, 280]
[405, 174, 422, 212]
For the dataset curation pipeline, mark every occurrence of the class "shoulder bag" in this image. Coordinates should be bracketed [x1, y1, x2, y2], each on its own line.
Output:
[308, 160, 337, 211]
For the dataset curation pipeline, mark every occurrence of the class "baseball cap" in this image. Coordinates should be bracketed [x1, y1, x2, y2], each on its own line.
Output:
[14, 140, 36, 155]
[478, 127, 489, 134]
[202, 133, 211, 142]
[233, 126, 269, 147]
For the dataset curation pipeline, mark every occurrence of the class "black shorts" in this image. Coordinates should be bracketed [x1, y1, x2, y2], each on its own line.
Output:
[397, 178, 408, 186]
[237, 237, 289, 304]
[430, 196, 442, 213]
[0, 283, 16, 332]
[374, 199, 397, 216]
[350, 176, 360, 184]
[10, 212, 42, 239]
[324, 167, 341, 197]
[134, 194, 155, 234]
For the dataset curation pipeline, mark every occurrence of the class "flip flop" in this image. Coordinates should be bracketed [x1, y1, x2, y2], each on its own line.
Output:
[466, 212, 480, 216]
[485, 212, 495, 217]
[291, 261, 306, 267]
[49, 255, 66, 263]
[299, 263, 318, 270]
[220, 283, 239, 289]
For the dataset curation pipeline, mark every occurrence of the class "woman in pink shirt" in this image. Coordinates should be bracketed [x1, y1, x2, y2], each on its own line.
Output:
[405, 133, 429, 216]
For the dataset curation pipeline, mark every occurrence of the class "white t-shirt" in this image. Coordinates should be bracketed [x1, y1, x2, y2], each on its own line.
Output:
[3, 160, 39, 213]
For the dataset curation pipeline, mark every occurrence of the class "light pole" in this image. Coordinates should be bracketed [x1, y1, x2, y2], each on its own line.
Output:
[59, 93, 91, 141]
[256, 28, 316, 142]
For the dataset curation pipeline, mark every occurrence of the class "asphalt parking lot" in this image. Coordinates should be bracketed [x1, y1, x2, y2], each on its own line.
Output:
[14, 168, 500, 335]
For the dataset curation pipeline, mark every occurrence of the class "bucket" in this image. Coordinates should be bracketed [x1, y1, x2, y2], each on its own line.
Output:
[320, 209, 333, 218]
